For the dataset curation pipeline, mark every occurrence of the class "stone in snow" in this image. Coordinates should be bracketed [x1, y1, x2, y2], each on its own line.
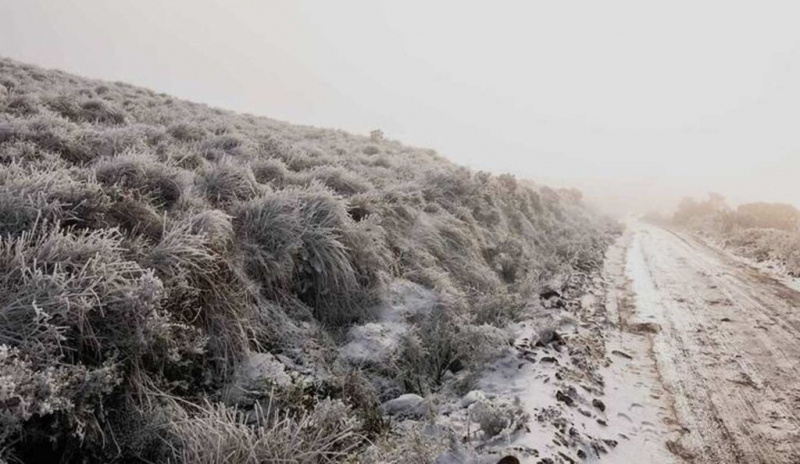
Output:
[380, 393, 433, 418]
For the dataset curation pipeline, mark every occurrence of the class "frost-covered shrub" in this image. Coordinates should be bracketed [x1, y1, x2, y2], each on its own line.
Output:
[6, 94, 39, 116]
[307, 165, 373, 196]
[62, 127, 118, 163]
[168, 121, 207, 142]
[472, 398, 530, 438]
[725, 228, 800, 275]
[44, 93, 82, 121]
[107, 123, 166, 150]
[0, 345, 121, 460]
[336, 368, 388, 437]
[95, 152, 184, 208]
[235, 192, 304, 291]
[11, 115, 135, 164]
[251, 157, 289, 184]
[360, 424, 450, 464]
[371, 155, 392, 168]
[42, 92, 126, 128]
[78, 99, 126, 125]
[674, 195, 800, 277]
[163, 143, 207, 170]
[235, 186, 388, 326]
[202, 133, 255, 160]
[105, 196, 166, 240]
[398, 304, 510, 394]
[139, 215, 257, 369]
[167, 398, 363, 464]
[0, 223, 187, 459]
[281, 150, 331, 171]
[187, 209, 235, 251]
[0, 83, 8, 108]
[13, 114, 74, 156]
[0, 161, 108, 236]
[257, 134, 297, 160]
[140, 219, 216, 291]
[197, 156, 260, 205]
[0, 224, 164, 362]
[0, 75, 19, 92]
[290, 189, 388, 325]
[471, 291, 527, 326]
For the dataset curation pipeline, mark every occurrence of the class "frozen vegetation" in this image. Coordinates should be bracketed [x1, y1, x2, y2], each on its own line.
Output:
[0, 57, 619, 463]
[671, 195, 800, 276]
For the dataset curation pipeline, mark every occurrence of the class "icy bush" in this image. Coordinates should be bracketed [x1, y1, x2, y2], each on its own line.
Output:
[397, 303, 511, 394]
[167, 398, 362, 464]
[235, 186, 388, 325]
[197, 156, 260, 204]
[95, 151, 184, 208]
[472, 398, 530, 439]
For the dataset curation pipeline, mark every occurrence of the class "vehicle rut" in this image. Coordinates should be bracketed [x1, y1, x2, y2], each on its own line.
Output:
[622, 223, 800, 464]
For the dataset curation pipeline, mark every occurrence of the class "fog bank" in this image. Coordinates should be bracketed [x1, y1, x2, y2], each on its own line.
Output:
[3, 0, 800, 211]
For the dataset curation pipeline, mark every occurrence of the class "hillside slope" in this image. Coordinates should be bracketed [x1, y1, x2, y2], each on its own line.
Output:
[0, 57, 618, 463]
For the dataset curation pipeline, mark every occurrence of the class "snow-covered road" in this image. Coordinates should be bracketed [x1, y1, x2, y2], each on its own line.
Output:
[621, 222, 800, 463]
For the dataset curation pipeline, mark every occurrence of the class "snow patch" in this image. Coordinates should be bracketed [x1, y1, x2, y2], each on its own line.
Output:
[339, 279, 439, 366]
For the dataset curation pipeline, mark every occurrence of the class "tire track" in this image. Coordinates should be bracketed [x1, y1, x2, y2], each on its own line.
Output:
[625, 222, 800, 464]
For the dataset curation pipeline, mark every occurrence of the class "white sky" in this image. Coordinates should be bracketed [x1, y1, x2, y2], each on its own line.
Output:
[2, 0, 800, 212]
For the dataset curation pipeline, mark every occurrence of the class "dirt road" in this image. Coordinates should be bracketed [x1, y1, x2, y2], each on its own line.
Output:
[620, 222, 800, 463]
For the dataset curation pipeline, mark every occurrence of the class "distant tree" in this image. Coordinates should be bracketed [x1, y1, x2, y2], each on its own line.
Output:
[735, 202, 800, 230]
[673, 193, 728, 225]
[707, 192, 727, 211]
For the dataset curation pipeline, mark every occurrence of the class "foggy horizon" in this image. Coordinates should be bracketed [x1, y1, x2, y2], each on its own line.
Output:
[3, 0, 800, 213]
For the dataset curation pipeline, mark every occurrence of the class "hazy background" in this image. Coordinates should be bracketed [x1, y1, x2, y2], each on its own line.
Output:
[2, 0, 800, 214]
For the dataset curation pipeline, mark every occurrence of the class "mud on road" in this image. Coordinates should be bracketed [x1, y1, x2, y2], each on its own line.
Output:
[618, 222, 800, 464]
